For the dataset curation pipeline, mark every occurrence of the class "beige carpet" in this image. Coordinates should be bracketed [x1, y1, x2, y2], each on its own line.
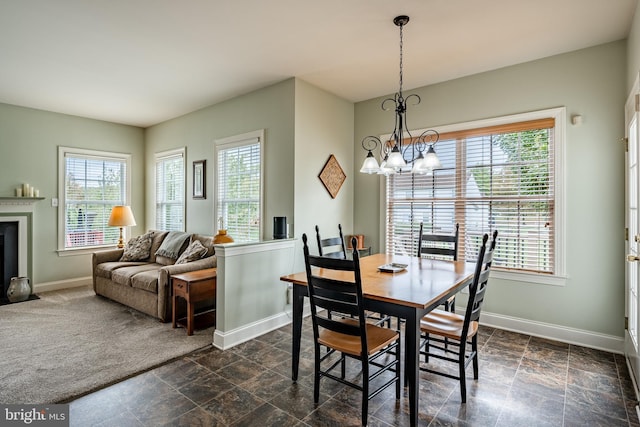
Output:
[0, 287, 213, 404]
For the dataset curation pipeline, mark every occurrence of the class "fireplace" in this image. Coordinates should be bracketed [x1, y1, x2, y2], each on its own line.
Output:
[0, 221, 19, 300]
[0, 198, 37, 299]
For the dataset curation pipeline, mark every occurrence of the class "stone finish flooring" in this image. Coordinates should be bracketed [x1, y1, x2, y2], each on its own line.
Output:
[70, 319, 640, 426]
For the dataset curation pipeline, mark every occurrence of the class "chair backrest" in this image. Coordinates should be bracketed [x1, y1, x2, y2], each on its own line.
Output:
[463, 231, 498, 331]
[417, 223, 459, 260]
[302, 234, 367, 349]
[315, 224, 347, 259]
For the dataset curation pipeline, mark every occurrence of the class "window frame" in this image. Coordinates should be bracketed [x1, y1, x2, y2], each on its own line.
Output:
[379, 107, 566, 286]
[57, 146, 132, 254]
[154, 147, 186, 232]
[214, 129, 264, 243]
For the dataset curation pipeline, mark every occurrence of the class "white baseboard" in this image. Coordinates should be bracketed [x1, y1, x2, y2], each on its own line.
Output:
[33, 276, 92, 293]
[213, 304, 312, 350]
[213, 312, 292, 350]
[480, 310, 624, 354]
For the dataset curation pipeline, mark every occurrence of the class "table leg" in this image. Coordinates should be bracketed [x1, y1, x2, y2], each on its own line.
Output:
[292, 284, 304, 381]
[172, 294, 177, 329]
[187, 299, 194, 336]
[405, 310, 420, 427]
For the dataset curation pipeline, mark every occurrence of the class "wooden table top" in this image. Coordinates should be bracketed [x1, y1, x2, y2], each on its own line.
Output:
[280, 253, 476, 310]
[172, 268, 217, 282]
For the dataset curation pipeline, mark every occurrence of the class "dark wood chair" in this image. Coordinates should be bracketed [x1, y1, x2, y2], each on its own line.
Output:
[419, 230, 497, 403]
[315, 224, 347, 259]
[316, 224, 389, 326]
[302, 234, 400, 426]
[417, 222, 459, 312]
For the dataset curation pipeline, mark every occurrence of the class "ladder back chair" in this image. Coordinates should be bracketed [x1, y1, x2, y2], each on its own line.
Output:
[315, 224, 347, 259]
[316, 224, 389, 326]
[302, 234, 400, 426]
[417, 222, 459, 312]
[419, 230, 498, 403]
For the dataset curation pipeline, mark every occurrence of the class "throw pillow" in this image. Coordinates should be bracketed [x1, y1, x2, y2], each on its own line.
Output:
[175, 240, 208, 264]
[120, 231, 154, 262]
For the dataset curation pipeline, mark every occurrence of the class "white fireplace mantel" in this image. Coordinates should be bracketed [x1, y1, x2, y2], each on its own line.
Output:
[0, 197, 45, 213]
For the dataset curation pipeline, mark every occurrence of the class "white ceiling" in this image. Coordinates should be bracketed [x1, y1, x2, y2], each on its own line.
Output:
[0, 0, 637, 128]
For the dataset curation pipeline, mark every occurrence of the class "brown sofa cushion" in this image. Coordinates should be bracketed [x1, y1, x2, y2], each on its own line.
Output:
[176, 240, 208, 264]
[130, 270, 160, 293]
[111, 264, 161, 286]
[120, 231, 154, 261]
[95, 261, 147, 279]
[190, 234, 215, 257]
[147, 230, 169, 263]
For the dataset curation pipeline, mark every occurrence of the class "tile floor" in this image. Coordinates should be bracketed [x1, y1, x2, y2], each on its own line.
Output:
[70, 319, 640, 426]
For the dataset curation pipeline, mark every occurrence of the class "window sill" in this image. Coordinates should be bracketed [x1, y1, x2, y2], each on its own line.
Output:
[491, 269, 567, 286]
[57, 245, 117, 257]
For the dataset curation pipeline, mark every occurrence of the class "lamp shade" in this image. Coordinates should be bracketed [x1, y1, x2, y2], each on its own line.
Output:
[108, 205, 137, 227]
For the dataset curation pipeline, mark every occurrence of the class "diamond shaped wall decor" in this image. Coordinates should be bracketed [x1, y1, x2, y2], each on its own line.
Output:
[318, 154, 346, 199]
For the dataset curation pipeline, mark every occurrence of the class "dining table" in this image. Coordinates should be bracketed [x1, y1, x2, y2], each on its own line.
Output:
[280, 252, 477, 427]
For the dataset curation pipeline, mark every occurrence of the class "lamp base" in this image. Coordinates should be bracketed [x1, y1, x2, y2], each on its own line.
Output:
[117, 227, 125, 248]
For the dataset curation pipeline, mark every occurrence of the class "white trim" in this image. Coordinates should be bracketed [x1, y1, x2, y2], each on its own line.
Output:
[491, 269, 568, 286]
[381, 107, 566, 281]
[213, 130, 264, 242]
[213, 312, 291, 350]
[214, 238, 296, 257]
[33, 277, 91, 293]
[480, 310, 623, 354]
[57, 146, 132, 252]
[0, 215, 29, 277]
[153, 147, 186, 231]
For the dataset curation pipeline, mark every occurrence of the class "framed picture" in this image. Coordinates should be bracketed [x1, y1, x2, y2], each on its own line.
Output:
[193, 160, 206, 199]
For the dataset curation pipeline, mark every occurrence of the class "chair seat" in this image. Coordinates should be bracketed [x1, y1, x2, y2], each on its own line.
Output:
[420, 308, 478, 341]
[319, 322, 399, 357]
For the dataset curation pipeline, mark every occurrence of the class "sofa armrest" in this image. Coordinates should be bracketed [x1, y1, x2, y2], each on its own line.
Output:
[157, 255, 217, 321]
[92, 249, 124, 290]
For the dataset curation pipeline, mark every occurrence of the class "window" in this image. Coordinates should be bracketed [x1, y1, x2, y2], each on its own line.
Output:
[214, 130, 263, 243]
[155, 148, 185, 231]
[58, 147, 131, 251]
[386, 108, 565, 283]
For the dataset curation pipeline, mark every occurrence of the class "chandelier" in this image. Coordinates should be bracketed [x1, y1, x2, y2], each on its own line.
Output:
[359, 15, 442, 175]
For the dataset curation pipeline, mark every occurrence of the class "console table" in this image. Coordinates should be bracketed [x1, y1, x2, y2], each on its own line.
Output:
[171, 268, 217, 336]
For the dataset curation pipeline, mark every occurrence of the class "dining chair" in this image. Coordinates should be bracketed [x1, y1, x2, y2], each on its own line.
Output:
[419, 230, 497, 403]
[316, 224, 390, 326]
[315, 224, 347, 259]
[302, 233, 401, 426]
[417, 222, 459, 312]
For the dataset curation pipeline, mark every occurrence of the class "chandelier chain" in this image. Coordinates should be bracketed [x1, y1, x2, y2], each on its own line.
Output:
[399, 22, 404, 95]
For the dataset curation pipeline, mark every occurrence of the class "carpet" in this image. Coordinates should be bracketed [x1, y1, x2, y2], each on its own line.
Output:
[0, 287, 213, 404]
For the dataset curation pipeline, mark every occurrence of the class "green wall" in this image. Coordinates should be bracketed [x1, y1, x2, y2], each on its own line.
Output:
[0, 103, 144, 284]
[354, 40, 627, 337]
[144, 79, 296, 238]
[292, 79, 355, 270]
[628, 4, 640, 90]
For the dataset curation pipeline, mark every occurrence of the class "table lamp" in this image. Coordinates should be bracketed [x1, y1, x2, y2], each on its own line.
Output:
[108, 205, 136, 248]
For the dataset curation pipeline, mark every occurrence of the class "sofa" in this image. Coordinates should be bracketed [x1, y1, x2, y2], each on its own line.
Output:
[92, 230, 217, 322]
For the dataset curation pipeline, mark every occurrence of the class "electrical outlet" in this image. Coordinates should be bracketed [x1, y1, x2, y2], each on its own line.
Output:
[286, 287, 291, 305]
[51, 198, 58, 207]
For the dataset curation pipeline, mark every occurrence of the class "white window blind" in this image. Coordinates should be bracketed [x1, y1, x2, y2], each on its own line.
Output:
[216, 137, 262, 243]
[155, 149, 185, 231]
[63, 151, 128, 249]
[387, 117, 556, 275]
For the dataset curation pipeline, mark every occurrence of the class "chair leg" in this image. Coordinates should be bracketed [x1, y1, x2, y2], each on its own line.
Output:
[459, 356, 467, 403]
[472, 335, 479, 380]
[458, 343, 468, 403]
[362, 358, 369, 426]
[314, 345, 321, 404]
[395, 338, 401, 399]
